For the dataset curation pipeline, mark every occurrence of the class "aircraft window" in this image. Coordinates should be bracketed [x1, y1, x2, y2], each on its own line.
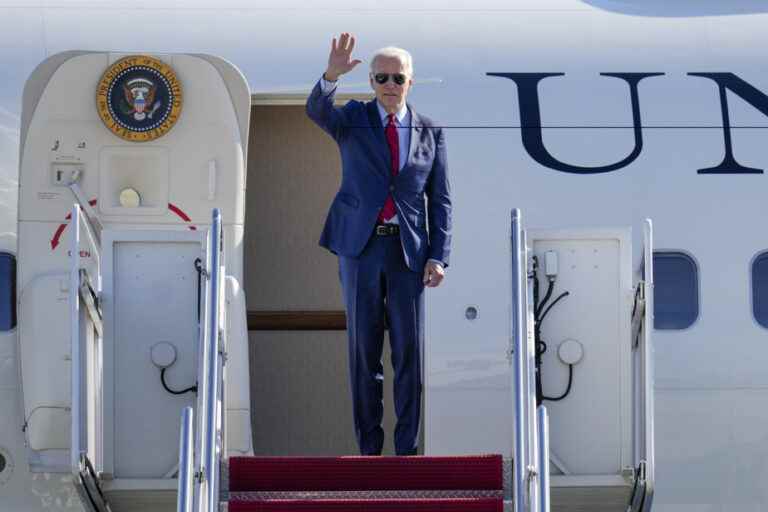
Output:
[0, 253, 16, 331]
[752, 252, 768, 329]
[653, 252, 698, 330]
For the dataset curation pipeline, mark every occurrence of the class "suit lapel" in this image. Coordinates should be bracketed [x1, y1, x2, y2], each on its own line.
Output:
[406, 104, 421, 170]
[366, 101, 391, 177]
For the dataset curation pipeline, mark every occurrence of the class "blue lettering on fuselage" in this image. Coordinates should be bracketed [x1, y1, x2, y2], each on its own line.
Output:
[488, 72, 768, 175]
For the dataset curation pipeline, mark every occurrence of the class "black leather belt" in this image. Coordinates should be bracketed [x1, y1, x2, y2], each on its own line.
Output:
[374, 224, 400, 236]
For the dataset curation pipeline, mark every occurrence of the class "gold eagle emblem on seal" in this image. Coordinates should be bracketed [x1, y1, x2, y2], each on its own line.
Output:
[96, 55, 182, 142]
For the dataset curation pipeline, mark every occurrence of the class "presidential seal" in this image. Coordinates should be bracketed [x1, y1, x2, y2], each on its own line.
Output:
[96, 55, 182, 142]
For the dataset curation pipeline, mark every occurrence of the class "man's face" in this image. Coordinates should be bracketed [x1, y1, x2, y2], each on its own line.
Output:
[370, 56, 412, 114]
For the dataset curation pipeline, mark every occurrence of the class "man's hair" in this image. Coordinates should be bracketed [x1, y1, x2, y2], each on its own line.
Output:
[370, 47, 413, 77]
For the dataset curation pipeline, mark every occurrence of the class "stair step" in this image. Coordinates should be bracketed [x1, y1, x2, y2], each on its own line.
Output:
[228, 498, 503, 511]
[229, 490, 504, 500]
[229, 455, 503, 493]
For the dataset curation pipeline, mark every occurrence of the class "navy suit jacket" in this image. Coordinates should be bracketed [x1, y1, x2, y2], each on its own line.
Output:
[306, 82, 451, 272]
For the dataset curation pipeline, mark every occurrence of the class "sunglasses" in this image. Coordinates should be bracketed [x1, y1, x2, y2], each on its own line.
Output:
[373, 73, 407, 85]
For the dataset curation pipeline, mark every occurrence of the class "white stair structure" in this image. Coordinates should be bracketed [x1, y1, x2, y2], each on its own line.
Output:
[514, 210, 655, 512]
[427, 209, 656, 512]
[70, 208, 228, 512]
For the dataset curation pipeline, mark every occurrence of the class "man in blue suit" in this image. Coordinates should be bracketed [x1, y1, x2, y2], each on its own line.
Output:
[306, 33, 451, 456]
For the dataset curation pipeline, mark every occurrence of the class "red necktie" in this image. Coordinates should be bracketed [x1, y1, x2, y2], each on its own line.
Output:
[378, 114, 399, 222]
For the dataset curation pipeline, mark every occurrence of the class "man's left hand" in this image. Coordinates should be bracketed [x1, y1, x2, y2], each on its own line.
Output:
[423, 261, 445, 288]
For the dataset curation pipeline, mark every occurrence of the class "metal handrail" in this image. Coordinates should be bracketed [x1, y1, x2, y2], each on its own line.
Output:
[628, 219, 656, 512]
[194, 208, 224, 512]
[205, 208, 223, 512]
[69, 181, 103, 245]
[511, 208, 536, 512]
[77, 200, 102, 259]
[177, 407, 194, 512]
[524, 244, 539, 512]
[70, 204, 104, 477]
[511, 209, 550, 512]
[70, 205, 83, 478]
[70, 202, 114, 512]
[641, 219, 655, 511]
[537, 406, 550, 512]
[70, 205, 110, 512]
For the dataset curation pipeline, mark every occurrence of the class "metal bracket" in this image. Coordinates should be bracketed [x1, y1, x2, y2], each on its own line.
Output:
[631, 281, 646, 349]
[638, 460, 647, 482]
[622, 465, 636, 483]
[79, 270, 103, 337]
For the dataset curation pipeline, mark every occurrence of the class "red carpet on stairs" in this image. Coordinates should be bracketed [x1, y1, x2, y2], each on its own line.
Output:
[229, 455, 503, 492]
[229, 498, 503, 511]
[228, 455, 504, 512]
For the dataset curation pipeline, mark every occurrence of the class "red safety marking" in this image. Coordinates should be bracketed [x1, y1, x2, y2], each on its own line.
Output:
[51, 198, 98, 250]
[168, 203, 197, 230]
[51, 199, 198, 250]
[66, 250, 92, 258]
[51, 224, 66, 250]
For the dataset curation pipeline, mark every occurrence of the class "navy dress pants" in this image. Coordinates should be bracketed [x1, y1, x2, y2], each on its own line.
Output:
[338, 233, 424, 456]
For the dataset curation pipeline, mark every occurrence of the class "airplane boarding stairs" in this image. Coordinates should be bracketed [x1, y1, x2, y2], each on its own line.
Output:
[223, 455, 505, 511]
[69, 208, 654, 512]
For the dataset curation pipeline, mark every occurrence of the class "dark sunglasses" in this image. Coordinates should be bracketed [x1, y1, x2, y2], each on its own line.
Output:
[373, 73, 407, 85]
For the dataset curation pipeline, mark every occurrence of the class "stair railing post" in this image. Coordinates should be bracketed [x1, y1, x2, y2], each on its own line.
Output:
[177, 407, 194, 512]
[70, 205, 82, 479]
[203, 208, 223, 512]
[524, 234, 539, 512]
[193, 229, 208, 511]
[641, 219, 655, 511]
[537, 406, 550, 512]
[511, 208, 530, 512]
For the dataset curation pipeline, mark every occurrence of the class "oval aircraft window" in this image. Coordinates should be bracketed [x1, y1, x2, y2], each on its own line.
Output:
[0, 253, 16, 331]
[653, 252, 699, 330]
[752, 252, 768, 328]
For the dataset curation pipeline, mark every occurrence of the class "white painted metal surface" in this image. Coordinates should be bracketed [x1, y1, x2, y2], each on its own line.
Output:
[5, 48, 251, 510]
[102, 230, 202, 478]
[530, 229, 632, 477]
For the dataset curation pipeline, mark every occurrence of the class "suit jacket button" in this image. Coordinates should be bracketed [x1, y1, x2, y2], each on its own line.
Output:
[389, 185, 395, 192]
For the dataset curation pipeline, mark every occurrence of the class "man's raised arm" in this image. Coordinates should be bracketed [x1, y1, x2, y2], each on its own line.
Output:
[306, 33, 362, 141]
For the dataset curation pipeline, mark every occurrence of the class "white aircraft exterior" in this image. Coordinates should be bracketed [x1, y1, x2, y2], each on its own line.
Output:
[2, 1, 768, 511]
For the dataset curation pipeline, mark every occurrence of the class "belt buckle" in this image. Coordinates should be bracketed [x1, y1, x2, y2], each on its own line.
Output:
[376, 224, 397, 236]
